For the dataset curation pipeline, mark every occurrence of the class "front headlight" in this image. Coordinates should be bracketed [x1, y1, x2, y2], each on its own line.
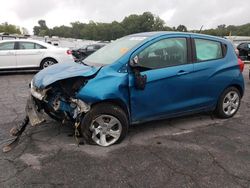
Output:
[30, 80, 46, 100]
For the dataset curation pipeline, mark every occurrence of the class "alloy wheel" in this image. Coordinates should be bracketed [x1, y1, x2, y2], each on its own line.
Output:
[222, 91, 240, 116]
[43, 60, 55, 68]
[90, 115, 122, 146]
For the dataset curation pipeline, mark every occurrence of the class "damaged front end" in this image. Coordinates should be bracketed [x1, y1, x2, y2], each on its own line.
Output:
[3, 63, 99, 152]
[30, 76, 91, 124]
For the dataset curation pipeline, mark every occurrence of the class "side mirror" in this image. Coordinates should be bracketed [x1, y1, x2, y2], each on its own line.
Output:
[129, 55, 147, 90]
[129, 55, 139, 67]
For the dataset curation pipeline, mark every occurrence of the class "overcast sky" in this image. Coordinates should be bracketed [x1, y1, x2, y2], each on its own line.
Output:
[1, 0, 250, 34]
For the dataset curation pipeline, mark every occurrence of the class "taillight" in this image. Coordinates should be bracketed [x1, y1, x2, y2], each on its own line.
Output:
[66, 50, 72, 55]
[238, 58, 244, 72]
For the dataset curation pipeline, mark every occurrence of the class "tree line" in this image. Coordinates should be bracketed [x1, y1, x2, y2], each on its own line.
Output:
[33, 12, 173, 40]
[2, 12, 250, 40]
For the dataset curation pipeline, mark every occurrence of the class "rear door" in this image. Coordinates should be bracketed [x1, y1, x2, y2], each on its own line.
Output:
[0, 41, 17, 69]
[16, 42, 46, 68]
[191, 36, 228, 109]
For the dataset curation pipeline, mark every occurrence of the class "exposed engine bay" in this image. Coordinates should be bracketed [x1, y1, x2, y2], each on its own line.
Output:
[31, 76, 90, 123]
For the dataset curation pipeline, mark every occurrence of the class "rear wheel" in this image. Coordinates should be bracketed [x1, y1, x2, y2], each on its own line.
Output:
[81, 103, 128, 146]
[40, 58, 57, 69]
[215, 87, 241, 118]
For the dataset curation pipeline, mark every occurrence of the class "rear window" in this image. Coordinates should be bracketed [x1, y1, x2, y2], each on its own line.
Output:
[35, 43, 46, 49]
[194, 39, 223, 62]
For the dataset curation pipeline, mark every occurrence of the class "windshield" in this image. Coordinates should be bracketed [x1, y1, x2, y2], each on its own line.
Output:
[84, 36, 148, 66]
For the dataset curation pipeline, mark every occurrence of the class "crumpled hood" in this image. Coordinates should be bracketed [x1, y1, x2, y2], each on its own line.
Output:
[33, 62, 99, 89]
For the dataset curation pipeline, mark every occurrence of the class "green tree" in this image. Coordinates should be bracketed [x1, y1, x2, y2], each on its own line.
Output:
[121, 14, 141, 35]
[0, 22, 21, 34]
[110, 21, 125, 40]
[71, 22, 86, 38]
[33, 20, 49, 36]
[176, 25, 187, 32]
[139, 12, 155, 32]
[152, 16, 167, 31]
[50, 25, 72, 38]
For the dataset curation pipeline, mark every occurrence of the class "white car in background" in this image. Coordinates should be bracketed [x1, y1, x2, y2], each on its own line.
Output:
[0, 39, 74, 71]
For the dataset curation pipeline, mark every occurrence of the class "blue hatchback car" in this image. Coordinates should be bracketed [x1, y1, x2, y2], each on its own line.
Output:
[29, 32, 245, 146]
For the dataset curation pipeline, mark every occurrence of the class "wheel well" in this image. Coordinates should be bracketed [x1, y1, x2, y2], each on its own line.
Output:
[214, 84, 243, 110]
[229, 84, 244, 98]
[40, 57, 58, 67]
[91, 99, 130, 122]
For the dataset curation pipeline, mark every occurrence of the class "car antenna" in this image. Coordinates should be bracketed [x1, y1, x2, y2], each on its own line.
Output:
[199, 25, 204, 33]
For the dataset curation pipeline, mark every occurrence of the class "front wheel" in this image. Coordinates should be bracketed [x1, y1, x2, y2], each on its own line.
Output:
[81, 103, 128, 146]
[215, 87, 241, 118]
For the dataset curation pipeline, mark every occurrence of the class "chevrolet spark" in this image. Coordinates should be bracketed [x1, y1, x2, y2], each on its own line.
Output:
[29, 32, 245, 147]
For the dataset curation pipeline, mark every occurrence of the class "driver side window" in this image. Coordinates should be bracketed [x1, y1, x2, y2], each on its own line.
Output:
[137, 38, 188, 69]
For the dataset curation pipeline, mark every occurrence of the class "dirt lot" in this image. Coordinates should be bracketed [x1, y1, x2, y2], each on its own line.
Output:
[0, 66, 250, 188]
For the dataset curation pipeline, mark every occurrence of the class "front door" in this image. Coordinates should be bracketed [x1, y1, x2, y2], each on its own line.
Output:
[0, 41, 16, 69]
[129, 37, 195, 122]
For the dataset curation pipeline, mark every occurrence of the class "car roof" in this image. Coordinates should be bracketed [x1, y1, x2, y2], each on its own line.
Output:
[128, 31, 228, 43]
[238, 42, 250, 45]
[0, 39, 55, 48]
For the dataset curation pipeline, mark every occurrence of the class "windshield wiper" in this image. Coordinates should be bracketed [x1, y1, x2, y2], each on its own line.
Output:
[76, 58, 89, 66]
[80, 61, 89, 66]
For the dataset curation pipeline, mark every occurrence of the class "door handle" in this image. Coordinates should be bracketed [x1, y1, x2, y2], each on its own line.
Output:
[177, 70, 189, 76]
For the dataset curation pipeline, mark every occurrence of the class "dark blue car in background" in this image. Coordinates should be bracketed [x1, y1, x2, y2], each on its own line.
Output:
[29, 32, 245, 146]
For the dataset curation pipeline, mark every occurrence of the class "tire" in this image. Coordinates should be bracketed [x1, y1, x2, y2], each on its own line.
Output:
[81, 102, 129, 146]
[40, 58, 57, 69]
[215, 87, 241, 118]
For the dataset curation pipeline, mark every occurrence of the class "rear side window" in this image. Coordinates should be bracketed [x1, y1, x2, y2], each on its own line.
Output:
[238, 43, 246, 49]
[238, 43, 248, 49]
[18, 42, 46, 50]
[194, 39, 223, 62]
[35, 43, 46, 49]
[0, 42, 15, 51]
[94, 45, 101, 49]
[87, 45, 95, 50]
